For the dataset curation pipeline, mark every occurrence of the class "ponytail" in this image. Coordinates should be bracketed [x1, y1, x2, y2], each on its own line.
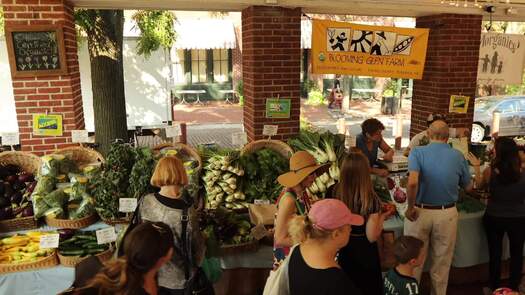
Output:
[288, 215, 332, 244]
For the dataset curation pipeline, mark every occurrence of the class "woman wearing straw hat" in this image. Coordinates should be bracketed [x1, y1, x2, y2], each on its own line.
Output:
[273, 151, 329, 267]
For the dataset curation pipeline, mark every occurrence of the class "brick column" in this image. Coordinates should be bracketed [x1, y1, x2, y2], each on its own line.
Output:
[2, 0, 84, 155]
[241, 6, 301, 141]
[410, 14, 481, 137]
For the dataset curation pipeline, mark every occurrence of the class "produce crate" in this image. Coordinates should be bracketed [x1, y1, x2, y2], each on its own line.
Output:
[153, 142, 202, 171]
[220, 239, 259, 256]
[58, 247, 114, 267]
[45, 213, 99, 229]
[0, 252, 58, 274]
[54, 146, 105, 165]
[241, 139, 293, 159]
[0, 151, 41, 232]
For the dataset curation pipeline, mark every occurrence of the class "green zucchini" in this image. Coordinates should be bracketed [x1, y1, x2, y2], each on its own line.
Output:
[59, 249, 85, 256]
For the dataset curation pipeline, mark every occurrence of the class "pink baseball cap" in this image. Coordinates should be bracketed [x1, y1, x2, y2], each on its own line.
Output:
[309, 199, 364, 230]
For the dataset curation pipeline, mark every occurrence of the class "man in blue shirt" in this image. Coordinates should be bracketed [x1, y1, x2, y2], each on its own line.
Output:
[404, 120, 473, 295]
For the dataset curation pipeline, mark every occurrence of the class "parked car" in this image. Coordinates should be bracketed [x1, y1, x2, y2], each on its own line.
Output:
[472, 96, 525, 142]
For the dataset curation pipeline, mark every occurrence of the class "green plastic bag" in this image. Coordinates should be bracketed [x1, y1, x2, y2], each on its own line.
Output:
[201, 257, 222, 283]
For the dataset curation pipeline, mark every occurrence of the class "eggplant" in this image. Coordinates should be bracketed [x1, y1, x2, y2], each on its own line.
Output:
[10, 191, 23, 205]
[21, 206, 33, 217]
[0, 164, 20, 180]
[0, 197, 8, 207]
[6, 175, 17, 185]
[12, 181, 26, 192]
[3, 183, 14, 199]
[0, 206, 13, 220]
[58, 229, 76, 241]
[18, 172, 34, 183]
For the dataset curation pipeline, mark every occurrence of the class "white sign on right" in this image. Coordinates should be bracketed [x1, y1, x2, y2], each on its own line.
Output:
[478, 33, 525, 85]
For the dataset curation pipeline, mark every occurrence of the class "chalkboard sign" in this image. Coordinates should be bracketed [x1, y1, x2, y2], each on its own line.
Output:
[5, 25, 67, 78]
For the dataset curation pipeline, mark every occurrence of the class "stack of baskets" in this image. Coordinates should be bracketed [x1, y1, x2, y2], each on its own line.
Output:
[0, 151, 41, 232]
[240, 139, 294, 159]
[44, 146, 104, 229]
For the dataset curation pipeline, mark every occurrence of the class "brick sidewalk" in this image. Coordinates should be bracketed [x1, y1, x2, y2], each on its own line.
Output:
[173, 99, 412, 125]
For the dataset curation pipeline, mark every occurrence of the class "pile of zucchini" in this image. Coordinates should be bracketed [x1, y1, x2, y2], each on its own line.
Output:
[58, 231, 109, 257]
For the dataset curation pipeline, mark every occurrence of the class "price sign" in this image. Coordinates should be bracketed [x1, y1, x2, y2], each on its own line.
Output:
[96, 227, 117, 245]
[262, 125, 278, 137]
[39, 234, 59, 249]
[254, 199, 271, 205]
[337, 118, 346, 135]
[71, 130, 89, 143]
[345, 135, 356, 148]
[165, 125, 182, 138]
[1, 132, 19, 145]
[232, 132, 248, 146]
[119, 198, 138, 213]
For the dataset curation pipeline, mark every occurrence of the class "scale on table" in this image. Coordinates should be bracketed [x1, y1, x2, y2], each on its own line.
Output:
[383, 155, 409, 172]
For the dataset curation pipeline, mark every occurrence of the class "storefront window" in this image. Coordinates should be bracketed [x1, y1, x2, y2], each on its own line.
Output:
[172, 49, 185, 84]
[191, 49, 207, 83]
[213, 49, 229, 83]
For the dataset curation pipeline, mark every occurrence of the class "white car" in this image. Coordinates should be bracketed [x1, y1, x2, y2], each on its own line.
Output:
[471, 96, 525, 142]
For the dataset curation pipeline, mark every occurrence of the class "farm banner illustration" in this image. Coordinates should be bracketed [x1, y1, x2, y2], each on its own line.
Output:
[311, 19, 429, 79]
[477, 33, 525, 85]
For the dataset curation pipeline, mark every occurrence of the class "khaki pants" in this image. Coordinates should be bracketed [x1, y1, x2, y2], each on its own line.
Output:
[404, 206, 458, 295]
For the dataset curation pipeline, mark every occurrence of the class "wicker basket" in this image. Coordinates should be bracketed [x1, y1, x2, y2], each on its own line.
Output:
[58, 247, 114, 267]
[153, 143, 203, 171]
[0, 252, 58, 274]
[45, 213, 98, 229]
[101, 215, 131, 226]
[0, 151, 41, 232]
[220, 239, 259, 256]
[240, 139, 294, 159]
[54, 146, 105, 165]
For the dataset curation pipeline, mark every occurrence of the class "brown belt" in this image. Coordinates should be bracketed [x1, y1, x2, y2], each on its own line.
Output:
[415, 203, 456, 210]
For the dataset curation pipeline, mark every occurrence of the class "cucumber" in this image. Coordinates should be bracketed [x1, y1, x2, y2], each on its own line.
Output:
[75, 234, 97, 241]
[60, 237, 78, 245]
[84, 242, 101, 249]
[59, 249, 85, 256]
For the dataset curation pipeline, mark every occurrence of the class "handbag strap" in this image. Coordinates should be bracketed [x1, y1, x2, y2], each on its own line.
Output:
[180, 207, 191, 281]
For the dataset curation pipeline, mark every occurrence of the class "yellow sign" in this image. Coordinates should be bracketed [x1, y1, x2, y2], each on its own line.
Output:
[33, 114, 63, 136]
[449, 95, 470, 114]
[311, 19, 429, 79]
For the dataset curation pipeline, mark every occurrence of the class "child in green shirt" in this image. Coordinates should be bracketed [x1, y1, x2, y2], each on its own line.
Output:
[383, 236, 425, 295]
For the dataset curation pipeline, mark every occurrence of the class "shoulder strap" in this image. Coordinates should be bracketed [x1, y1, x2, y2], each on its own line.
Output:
[117, 194, 147, 257]
[180, 207, 191, 281]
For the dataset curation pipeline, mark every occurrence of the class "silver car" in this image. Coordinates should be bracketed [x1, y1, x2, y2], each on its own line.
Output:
[472, 96, 525, 142]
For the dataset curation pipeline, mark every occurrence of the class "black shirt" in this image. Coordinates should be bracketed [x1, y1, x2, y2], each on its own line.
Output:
[289, 245, 362, 295]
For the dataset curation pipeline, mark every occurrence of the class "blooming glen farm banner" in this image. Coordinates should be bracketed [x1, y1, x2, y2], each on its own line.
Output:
[477, 33, 525, 85]
[311, 19, 429, 79]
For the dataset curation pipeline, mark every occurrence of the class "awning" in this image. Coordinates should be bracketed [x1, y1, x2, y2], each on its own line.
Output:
[174, 19, 236, 49]
[123, 19, 237, 49]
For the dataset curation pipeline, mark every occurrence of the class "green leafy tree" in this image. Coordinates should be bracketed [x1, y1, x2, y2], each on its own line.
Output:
[75, 10, 175, 154]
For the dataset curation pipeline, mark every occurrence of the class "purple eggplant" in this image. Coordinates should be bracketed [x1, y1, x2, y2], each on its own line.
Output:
[21, 206, 33, 217]
[0, 206, 13, 220]
[58, 229, 76, 241]
[12, 181, 26, 192]
[18, 173, 34, 183]
[6, 175, 17, 185]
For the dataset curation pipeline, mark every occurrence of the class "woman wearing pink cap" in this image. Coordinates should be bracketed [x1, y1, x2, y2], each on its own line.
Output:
[336, 151, 395, 295]
[287, 198, 364, 295]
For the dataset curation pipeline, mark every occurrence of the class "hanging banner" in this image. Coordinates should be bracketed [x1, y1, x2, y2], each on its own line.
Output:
[33, 114, 63, 136]
[311, 19, 429, 79]
[477, 33, 525, 85]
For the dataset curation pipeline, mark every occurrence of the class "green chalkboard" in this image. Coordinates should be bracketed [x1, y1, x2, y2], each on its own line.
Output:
[6, 25, 67, 77]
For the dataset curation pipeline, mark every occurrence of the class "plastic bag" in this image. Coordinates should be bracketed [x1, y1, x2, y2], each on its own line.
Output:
[40, 154, 64, 176]
[32, 194, 50, 218]
[33, 176, 56, 195]
[44, 207, 65, 219]
[74, 197, 95, 219]
[43, 188, 68, 208]
[201, 257, 223, 283]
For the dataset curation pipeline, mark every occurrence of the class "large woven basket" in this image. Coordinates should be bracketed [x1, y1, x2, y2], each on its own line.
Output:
[54, 146, 105, 165]
[101, 215, 131, 226]
[0, 252, 58, 274]
[58, 247, 114, 267]
[45, 213, 99, 229]
[153, 143, 203, 171]
[220, 239, 259, 256]
[240, 139, 293, 159]
[0, 151, 41, 232]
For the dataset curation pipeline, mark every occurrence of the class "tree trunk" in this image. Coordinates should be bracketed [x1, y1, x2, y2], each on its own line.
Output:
[86, 10, 127, 155]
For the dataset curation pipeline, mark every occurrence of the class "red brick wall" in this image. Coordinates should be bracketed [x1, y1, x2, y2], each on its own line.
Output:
[2, 0, 84, 155]
[241, 6, 301, 141]
[410, 14, 481, 137]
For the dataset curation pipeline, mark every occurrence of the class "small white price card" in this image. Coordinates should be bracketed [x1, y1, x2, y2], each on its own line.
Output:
[96, 227, 117, 245]
[345, 135, 356, 148]
[165, 125, 182, 138]
[71, 130, 89, 143]
[262, 125, 278, 137]
[119, 198, 138, 213]
[254, 199, 271, 205]
[1, 132, 19, 145]
[39, 234, 59, 249]
[232, 132, 248, 146]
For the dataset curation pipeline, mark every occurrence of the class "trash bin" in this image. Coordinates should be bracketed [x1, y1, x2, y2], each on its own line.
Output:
[381, 96, 400, 115]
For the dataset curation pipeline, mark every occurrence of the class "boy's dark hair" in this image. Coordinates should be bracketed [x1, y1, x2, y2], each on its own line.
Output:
[361, 118, 385, 135]
[394, 235, 424, 264]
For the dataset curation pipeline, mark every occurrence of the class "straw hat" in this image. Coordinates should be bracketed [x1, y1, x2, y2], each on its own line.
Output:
[277, 151, 329, 188]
